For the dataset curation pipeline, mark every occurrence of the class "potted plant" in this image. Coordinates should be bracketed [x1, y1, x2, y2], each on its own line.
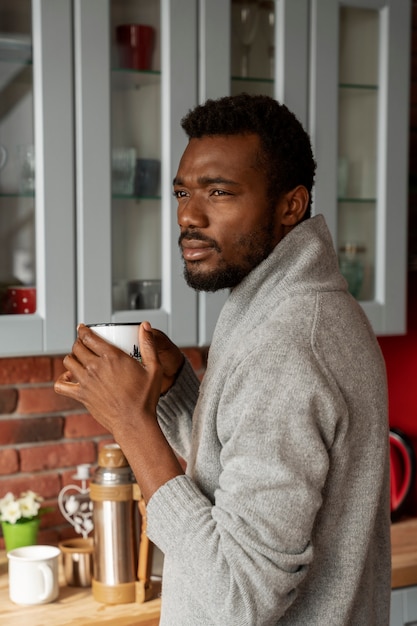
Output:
[0, 490, 53, 552]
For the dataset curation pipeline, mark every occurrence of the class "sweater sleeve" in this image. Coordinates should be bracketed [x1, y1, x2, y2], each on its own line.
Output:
[156, 356, 200, 461]
[147, 341, 339, 624]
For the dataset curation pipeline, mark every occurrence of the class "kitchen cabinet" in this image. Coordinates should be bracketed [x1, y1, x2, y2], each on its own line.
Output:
[74, 0, 198, 346]
[391, 586, 417, 626]
[0, 0, 199, 356]
[310, 0, 410, 334]
[390, 517, 417, 626]
[199, 0, 411, 339]
[0, 0, 411, 356]
[199, 0, 310, 343]
[0, 0, 76, 355]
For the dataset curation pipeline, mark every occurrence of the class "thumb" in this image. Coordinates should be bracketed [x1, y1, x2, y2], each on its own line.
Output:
[139, 321, 160, 366]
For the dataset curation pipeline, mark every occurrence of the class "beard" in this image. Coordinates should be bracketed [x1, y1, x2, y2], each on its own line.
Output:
[180, 213, 277, 292]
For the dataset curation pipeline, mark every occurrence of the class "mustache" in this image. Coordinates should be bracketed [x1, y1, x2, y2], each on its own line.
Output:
[178, 230, 221, 252]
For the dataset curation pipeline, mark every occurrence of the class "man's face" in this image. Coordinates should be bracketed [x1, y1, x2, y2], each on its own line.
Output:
[173, 134, 289, 291]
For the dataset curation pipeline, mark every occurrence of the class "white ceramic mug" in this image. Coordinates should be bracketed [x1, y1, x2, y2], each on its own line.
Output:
[88, 322, 141, 361]
[7, 545, 60, 605]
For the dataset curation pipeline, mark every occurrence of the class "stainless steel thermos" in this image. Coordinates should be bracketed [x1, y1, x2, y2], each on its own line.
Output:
[90, 443, 153, 604]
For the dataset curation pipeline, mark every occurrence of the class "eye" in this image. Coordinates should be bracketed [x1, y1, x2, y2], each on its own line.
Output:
[172, 189, 188, 199]
[211, 189, 230, 196]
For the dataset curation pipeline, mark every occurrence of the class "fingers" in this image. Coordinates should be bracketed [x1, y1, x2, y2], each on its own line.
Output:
[76, 323, 116, 357]
[54, 371, 80, 398]
[140, 321, 160, 369]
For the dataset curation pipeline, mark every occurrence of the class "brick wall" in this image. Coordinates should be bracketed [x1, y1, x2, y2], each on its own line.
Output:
[0, 347, 208, 547]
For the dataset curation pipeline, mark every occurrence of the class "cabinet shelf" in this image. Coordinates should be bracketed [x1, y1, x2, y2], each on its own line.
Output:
[231, 75, 273, 84]
[0, 192, 34, 199]
[338, 197, 376, 204]
[111, 68, 161, 90]
[231, 76, 274, 97]
[112, 194, 161, 201]
[339, 83, 378, 91]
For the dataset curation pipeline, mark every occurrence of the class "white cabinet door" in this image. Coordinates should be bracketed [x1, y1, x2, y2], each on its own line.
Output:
[310, 0, 411, 335]
[391, 586, 417, 625]
[198, 0, 310, 345]
[74, 0, 198, 346]
[0, 0, 76, 355]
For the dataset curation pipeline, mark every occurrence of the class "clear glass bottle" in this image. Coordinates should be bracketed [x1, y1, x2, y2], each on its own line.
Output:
[339, 243, 365, 299]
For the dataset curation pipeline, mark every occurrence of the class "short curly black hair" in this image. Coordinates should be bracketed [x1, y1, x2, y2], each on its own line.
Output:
[181, 93, 316, 219]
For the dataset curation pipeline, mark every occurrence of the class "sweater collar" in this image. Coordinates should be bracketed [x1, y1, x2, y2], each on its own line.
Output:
[209, 215, 346, 353]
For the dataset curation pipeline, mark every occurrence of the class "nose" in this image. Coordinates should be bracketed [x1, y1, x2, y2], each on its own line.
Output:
[177, 194, 209, 229]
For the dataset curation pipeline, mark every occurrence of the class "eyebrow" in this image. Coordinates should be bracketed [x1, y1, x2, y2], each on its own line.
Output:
[172, 175, 240, 187]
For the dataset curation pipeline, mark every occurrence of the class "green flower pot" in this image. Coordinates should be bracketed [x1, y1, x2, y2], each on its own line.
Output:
[1, 517, 40, 552]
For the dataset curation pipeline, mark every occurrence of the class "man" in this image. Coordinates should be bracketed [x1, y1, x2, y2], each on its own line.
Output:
[55, 94, 391, 625]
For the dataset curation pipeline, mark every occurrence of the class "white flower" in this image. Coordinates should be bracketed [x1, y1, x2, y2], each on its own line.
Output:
[0, 490, 47, 524]
[1, 500, 22, 524]
[0, 492, 15, 509]
[18, 493, 41, 518]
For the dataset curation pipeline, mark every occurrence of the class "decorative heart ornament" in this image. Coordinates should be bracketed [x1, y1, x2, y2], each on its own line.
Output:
[58, 465, 93, 539]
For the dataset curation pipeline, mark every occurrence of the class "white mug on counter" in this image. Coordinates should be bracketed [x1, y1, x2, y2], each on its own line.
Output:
[87, 322, 142, 361]
[8, 545, 60, 605]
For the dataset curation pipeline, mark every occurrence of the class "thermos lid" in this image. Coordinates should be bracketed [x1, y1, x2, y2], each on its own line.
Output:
[98, 444, 129, 468]
[92, 444, 135, 486]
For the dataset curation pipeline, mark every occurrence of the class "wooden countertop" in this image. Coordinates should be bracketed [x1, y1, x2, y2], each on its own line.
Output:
[0, 519, 415, 623]
[391, 517, 417, 589]
[0, 551, 161, 626]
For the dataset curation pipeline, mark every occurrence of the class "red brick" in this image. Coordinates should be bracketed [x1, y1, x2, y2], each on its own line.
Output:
[17, 387, 83, 414]
[41, 501, 63, 528]
[182, 347, 204, 372]
[0, 357, 52, 384]
[97, 438, 117, 453]
[0, 448, 19, 475]
[20, 441, 96, 472]
[58, 525, 81, 542]
[0, 388, 18, 413]
[38, 528, 60, 545]
[61, 467, 94, 487]
[0, 472, 61, 500]
[64, 412, 110, 438]
[52, 355, 67, 380]
[0, 416, 64, 445]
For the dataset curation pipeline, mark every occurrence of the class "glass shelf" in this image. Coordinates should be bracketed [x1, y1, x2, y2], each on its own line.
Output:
[338, 197, 376, 204]
[0, 192, 34, 198]
[231, 76, 274, 97]
[339, 83, 378, 91]
[111, 68, 161, 90]
[112, 194, 161, 200]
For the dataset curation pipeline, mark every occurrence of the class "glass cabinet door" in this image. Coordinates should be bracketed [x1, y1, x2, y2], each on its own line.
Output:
[0, 0, 75, 355]
[229, 0, 309, 131]
[337, 7, 379, 302]
[310, 0, 410, 334]
[197, 0, 309, 345]
[74, 0, 198, 346]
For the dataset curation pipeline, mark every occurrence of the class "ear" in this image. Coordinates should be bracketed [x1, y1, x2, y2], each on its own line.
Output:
[280, 185, 310, 226]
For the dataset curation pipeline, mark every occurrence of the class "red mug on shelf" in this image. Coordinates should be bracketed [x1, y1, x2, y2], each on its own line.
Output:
[116, 24, 155, 71]
[5, 285, 36, 314]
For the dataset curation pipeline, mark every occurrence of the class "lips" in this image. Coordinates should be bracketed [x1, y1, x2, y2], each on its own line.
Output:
[181, 240, 214, 261]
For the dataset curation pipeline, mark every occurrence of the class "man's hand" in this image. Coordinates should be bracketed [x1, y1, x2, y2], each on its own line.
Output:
[151, 328, 185, 394]
[54, 321, 184, 502]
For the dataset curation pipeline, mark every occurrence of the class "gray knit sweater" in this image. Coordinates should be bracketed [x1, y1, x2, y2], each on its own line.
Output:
[147, 215, 391, 625]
